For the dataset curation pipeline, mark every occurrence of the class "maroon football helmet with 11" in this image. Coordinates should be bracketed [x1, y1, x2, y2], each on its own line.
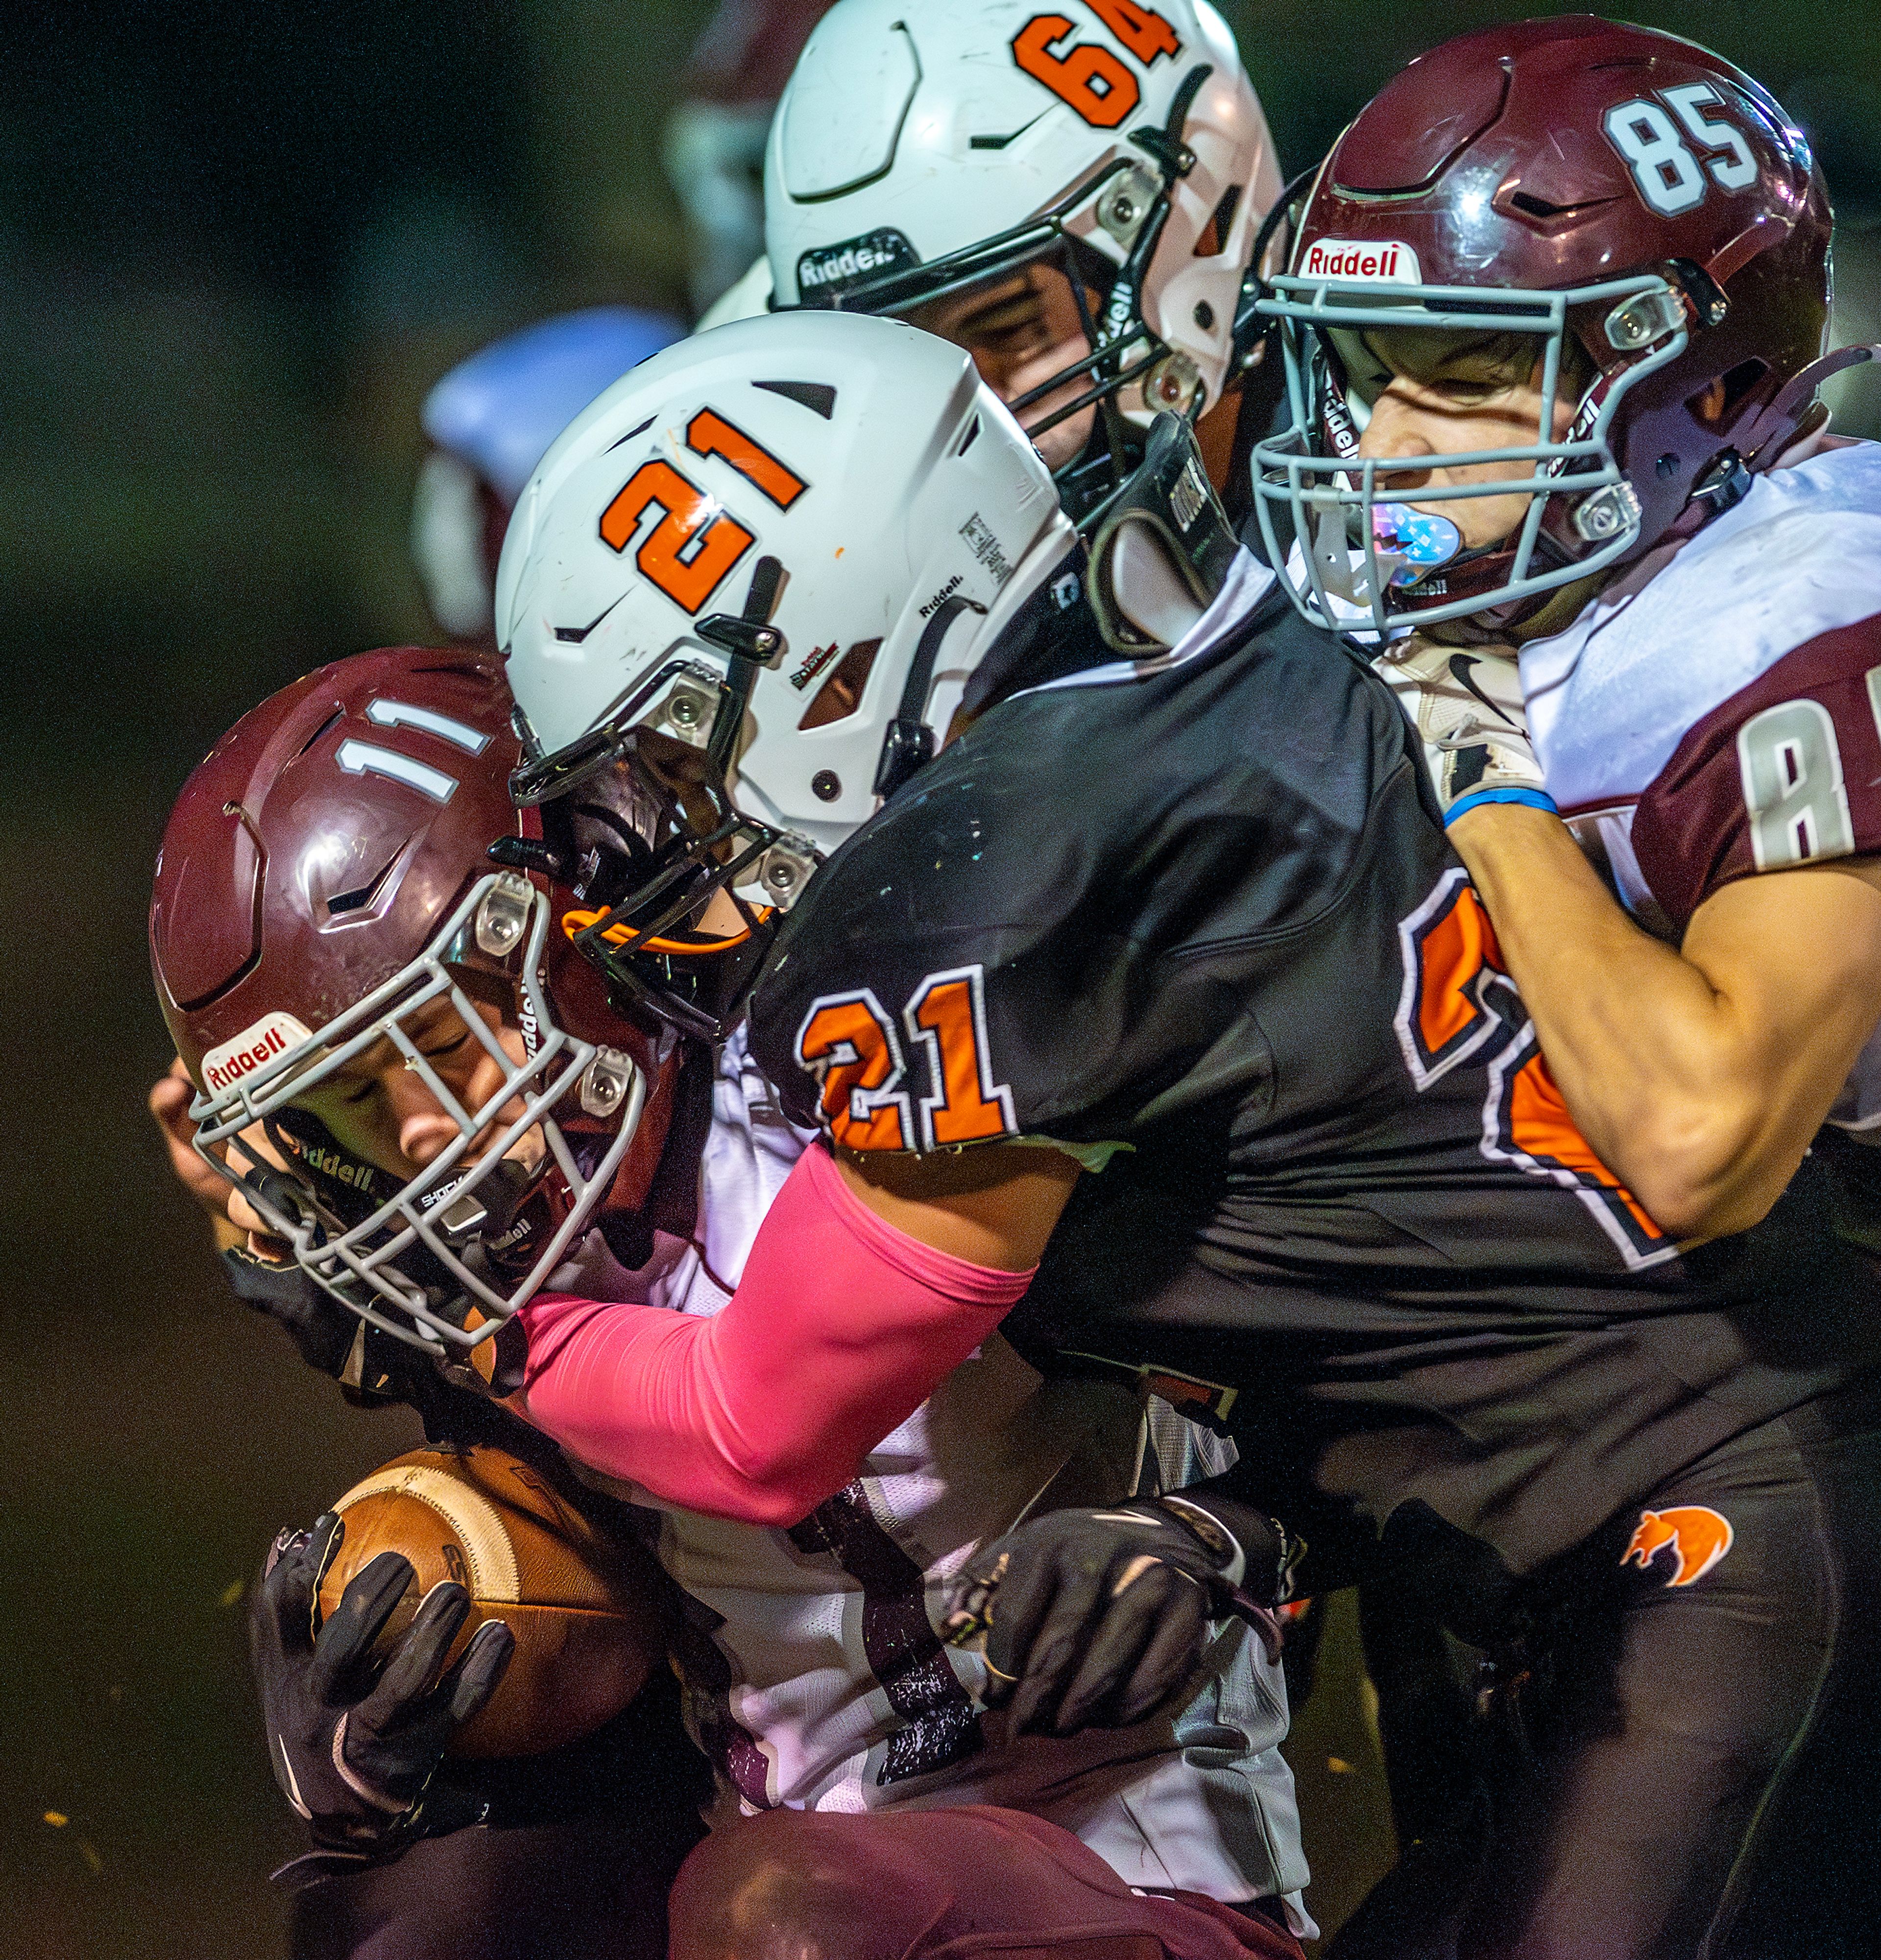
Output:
[149, 648, 686, 1364]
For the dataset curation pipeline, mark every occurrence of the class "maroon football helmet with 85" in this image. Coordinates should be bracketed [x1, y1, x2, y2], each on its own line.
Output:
[1252, 16, 1872, 635]
[149, 647, 686, 1359]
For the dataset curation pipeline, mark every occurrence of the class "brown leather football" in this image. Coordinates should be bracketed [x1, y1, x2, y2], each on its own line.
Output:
[317, 1443, 667, 1758]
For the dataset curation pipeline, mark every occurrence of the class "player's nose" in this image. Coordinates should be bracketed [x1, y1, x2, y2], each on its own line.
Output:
[398, 1109, 461, 1169]
[1356, 406, 1436, 488]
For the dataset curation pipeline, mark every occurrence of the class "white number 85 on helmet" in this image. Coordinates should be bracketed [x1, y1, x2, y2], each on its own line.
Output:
[495, 310, 1077, 1040]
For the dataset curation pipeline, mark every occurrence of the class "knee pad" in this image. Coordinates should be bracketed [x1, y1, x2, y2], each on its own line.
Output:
[669, 1813, 908, 1960]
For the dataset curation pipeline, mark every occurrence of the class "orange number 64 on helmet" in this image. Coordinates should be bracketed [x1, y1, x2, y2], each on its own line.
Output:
[1012, 2, 1181, 130]
[1013, 16, 1139, 128]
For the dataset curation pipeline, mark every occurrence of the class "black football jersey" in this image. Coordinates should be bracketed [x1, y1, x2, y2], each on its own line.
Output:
[746, 576, 1881, 1596]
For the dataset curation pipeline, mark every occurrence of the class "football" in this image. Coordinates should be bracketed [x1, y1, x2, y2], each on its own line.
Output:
[317, 1442, 668, 1758]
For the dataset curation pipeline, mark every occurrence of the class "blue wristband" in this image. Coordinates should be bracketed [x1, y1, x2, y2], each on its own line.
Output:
[1445, 785, 1558, 827]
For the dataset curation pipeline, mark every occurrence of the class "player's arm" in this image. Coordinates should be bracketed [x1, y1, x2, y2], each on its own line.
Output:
[1447, 804, 1881, 1241]
[509, 1140, 1078, 1526]
[160, 1023, 1071, 1522]
[830, 1139, 1080, 1264]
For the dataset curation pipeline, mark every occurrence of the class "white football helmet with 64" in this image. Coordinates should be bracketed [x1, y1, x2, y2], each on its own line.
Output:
[764, 0, 1280, 512]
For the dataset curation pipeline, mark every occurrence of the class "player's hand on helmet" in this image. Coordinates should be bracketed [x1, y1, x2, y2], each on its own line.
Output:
[1376, 635, 1547, 818]
[941, 1496, 1284, 1738]
[251, 1512, 514, 1862]
[150, 1059, 295, 1254]
[150, 1061, 245, 1236]
[151, 1061, 383, 1383]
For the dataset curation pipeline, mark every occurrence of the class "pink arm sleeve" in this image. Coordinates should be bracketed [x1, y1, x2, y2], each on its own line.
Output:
[512, 1143, 1035, 1526]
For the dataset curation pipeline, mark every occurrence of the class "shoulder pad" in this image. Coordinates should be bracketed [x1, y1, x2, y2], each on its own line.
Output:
[748, 615, 1396, 1151]
[1528, 442, 1881, 817]
[421, 307, 686, 503]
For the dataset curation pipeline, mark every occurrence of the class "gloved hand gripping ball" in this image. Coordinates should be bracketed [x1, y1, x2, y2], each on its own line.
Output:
[251, 1511, 513, 1862]
[314, 1444, 670, 1758]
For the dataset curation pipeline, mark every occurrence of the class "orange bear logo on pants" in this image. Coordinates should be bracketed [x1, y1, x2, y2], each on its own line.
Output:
[1620, 1506, 1734, 1587]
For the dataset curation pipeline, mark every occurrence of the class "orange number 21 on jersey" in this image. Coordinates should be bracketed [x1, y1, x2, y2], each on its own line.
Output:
[1395, 868, 1672, 1269]
[796, 966, 1017, 1153]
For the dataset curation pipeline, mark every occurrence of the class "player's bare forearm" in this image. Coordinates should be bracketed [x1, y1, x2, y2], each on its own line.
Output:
[1450, 804, 1881, 1241]
[1446, 806, 1721, 1171]
[833, 1141, 1082, 1268]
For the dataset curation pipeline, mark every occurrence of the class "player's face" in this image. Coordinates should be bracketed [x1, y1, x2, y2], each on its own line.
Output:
[1346, 327, 1582, 550]
[288, 989, 538, 1182]
[908, 260, 1098, 470]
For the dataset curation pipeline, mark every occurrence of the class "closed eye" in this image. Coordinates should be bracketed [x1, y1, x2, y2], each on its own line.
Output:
[961, 297, 1053, 357]
[1429, 378, 1511, 407]
[332, 1029, 470, 1104]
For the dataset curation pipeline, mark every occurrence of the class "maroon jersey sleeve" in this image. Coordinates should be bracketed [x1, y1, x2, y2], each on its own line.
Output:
[1629, 613, 1881, 932]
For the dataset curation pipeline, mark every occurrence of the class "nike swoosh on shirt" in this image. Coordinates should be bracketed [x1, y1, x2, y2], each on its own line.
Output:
[1448, 653, 1521, 729]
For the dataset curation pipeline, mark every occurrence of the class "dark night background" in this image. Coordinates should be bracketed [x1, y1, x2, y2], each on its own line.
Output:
[2, 3, 1877, 1953]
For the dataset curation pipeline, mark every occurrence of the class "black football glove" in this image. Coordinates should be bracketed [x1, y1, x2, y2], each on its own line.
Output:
[222, 1245, 415, 1403]
[941, 1495, 1287, 1738]
[251, 1512, 515, 1867]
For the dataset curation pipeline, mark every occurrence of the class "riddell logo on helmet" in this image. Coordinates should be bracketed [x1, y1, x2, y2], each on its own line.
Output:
[796, 228, 918, 297]
[202, 1012, 313, 1093]
[1301, 239, 1423, 285]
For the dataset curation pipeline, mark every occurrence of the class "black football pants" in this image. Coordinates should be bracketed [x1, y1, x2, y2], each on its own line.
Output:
[1331, 1378, 1881, 1960]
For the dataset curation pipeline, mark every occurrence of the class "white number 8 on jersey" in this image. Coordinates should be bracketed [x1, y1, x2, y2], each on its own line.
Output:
[1736, 699, 1856, 870]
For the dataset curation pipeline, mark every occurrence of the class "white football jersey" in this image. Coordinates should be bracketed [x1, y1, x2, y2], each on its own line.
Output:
[571, 1028, 1309, 1914]
[1519, 440, 1881, 1127]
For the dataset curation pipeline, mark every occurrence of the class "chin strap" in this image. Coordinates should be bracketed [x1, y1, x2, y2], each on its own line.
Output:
[1233, 163, 1320, 378]
[1086, 412, 1238, 654]
[872, 593, 985, 799]
[698, 555, 787, 776]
